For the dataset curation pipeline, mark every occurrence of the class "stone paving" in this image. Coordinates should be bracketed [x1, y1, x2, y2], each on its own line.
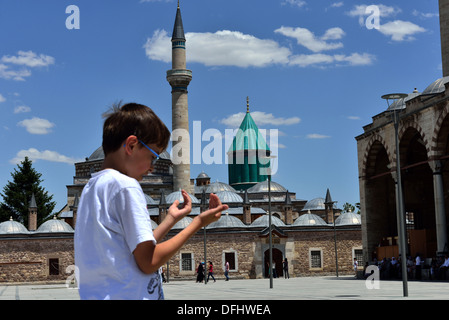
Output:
[1, 276, 448, 300]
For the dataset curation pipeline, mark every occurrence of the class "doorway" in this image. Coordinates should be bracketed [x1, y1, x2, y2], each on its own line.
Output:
[264, 248, 283, 278]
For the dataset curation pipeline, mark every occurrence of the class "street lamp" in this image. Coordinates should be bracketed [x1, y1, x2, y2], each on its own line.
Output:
[201, 189, 208, 285]
[260, 153, 276, 289]
[324, 189, 338, 277]
[382, 93, 409, 297]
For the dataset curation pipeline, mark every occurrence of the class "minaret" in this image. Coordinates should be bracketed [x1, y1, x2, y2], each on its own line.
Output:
[167, 1, 192, 192]
[440, 0, 449, 77]
[28, 193, 37, 231]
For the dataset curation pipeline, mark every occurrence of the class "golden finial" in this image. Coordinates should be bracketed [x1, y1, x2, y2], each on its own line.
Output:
[246, 96, 249, 113]
[177, 0, 180, 9]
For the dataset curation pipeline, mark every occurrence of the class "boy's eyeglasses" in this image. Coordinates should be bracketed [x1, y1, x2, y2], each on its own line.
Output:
[139, 140, 160, 165]
[123, 140, 160, 165]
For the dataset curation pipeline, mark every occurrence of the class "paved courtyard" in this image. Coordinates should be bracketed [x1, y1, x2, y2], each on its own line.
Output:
[1, 276, 448, 300]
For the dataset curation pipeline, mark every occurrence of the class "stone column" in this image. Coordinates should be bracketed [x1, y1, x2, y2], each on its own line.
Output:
[430, 160, 448, 253]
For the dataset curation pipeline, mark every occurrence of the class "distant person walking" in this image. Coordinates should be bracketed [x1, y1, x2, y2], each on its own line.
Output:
[283, 258, 290, 279]
[224, 261, 230, 281]
[207, 261, 216, 283]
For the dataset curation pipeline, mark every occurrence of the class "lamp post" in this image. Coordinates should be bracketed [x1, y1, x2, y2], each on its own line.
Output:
[382, 93, 409, 297]
[201, 190, 207, 285]
[324, 189, 338, 277]
[260, 153, 276, 289]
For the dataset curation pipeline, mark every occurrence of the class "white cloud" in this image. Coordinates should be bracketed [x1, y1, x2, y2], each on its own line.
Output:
[0, 51, 55, 81]
[0, 94, 5, 103]
[14, 105, 31, 114]
[289, 52, 374, 67]
[10, 148, 83, 165]
[306, 133, 331, 139]
[347, 4, 401, 26]
[331, 2, 344, 8]
[0, 63, 31, 81]
[378, 20, 426, 41]
[281, 0, 307, 8]
[1, 51, 55, 67]
[347, 116, 361, 120]
[144, 29, 291, 67]
[412, 9, 438, 19]
[275, 26, 345, 53]
[17, 117, 55, 134]
[220, 111, 301, 127]
[144, 27, 374, 68]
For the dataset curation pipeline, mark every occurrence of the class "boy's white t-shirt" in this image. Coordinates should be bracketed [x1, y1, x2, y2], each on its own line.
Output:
[74, 169, 163, 300]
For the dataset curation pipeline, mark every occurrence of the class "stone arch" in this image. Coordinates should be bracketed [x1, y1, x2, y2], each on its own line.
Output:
[362, 134, 392, 179]
[432, 101, 449, 158]
[398, 118, 431, 165]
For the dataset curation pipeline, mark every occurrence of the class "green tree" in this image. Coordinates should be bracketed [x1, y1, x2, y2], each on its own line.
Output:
[342, 202, 355, 213]
[0, 157, 56, 226]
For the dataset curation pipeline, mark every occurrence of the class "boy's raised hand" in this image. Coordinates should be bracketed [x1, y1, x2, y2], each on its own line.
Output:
[197, 193, 228, 227]
[167, 190, 192, 223]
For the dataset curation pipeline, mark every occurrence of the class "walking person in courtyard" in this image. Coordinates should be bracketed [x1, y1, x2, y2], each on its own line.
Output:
[225, 261, 230, 281]
[283, 258, 290, 279]
[207, 261, 216, 283]
[353, 257, 358, 278]
[74, 102, 228, 300]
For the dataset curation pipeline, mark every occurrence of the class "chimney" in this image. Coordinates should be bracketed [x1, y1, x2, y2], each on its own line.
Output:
[242, 190, 251, 225]
[283, 190, 293, 225]
[28, 193, 37, 231]
[440, 0, 449, 77]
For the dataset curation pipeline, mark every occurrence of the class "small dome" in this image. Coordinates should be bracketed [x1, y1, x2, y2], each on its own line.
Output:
[165, 190, 200, 204]
[247, 180, 287, 193]
[207, 213, 246, 229]
[87, 146, 170, 162]
[386, 90, 421, 111]
[215, 191, 243, 203]
[206, 181, 236, 193]
[292, 211, 327, 226]
[172, 216, 193, 229]
[0, 217, 29, 235]
[36, 216, 74, 233]
[422, 76, 449, 95]
[87, 146, 105, 161]
[335, 211, 361, 226]
[144, 193, 157, 206]
[150, 219, 158, 230]
[302, 198, 325, 211]
[197, 171, 210, 179]
[250, 214, 286, 227]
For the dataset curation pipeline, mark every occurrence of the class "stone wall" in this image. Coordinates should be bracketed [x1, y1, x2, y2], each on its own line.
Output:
[0, 237, 74, 283]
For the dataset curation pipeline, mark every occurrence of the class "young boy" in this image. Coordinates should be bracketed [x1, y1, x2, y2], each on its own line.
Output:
[74, 102, 228, 299]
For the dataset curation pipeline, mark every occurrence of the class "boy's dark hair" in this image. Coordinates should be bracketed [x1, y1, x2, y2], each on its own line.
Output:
[102, 102, 170, 156]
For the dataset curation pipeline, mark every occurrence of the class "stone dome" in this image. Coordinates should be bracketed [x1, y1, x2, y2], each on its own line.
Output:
[166, 190, 200, 204]
[386, 90, 421, 111]
[247, 179, 287, 193]
[335, 211, 361, 226]
[87, 146, 171, 162]
[301, 197, 325, 211]
[206, 181, 236, 193]
[292, 211, 327, 226]
[144, 193, 157, 206]
[207, 213, 246, 229]
[197, 171, 210, 179]
[150, 219, 158, 230]
[422, 76, 449, 95]
[215, 191, 243, 204]
[0, 217, 29, 235]
[250, 214, 286, 227]
[36, 216, 74, 233]
[172, 216, 193, 229]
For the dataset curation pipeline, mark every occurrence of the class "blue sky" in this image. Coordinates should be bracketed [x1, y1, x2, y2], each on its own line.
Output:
[0, 0, 443, 213]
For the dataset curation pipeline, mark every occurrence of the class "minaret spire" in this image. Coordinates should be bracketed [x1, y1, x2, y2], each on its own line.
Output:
[167, 2, 193, 193]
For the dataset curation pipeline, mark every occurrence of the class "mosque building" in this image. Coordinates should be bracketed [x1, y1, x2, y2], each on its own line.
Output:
[0, 3, 362, 283]
[356, 0, 449, 272]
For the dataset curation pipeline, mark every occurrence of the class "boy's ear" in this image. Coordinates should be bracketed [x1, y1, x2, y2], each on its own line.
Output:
[123, 135, 139, 154]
